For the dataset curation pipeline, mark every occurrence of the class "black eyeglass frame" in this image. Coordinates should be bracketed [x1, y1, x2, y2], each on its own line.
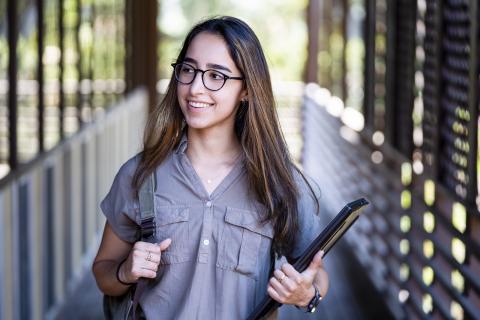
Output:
[171, 62, 244, 91]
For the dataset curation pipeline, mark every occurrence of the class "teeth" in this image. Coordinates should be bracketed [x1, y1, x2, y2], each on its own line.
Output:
[189, 101, 212, 108]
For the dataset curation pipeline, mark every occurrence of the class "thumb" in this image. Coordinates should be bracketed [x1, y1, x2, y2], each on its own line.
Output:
[303, 250, 324, 279]
[158, 238, 172, 251]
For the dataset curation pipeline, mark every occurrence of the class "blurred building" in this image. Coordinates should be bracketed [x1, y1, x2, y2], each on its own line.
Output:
[0, 0, 479, 319]
[0, 1, 157, 319]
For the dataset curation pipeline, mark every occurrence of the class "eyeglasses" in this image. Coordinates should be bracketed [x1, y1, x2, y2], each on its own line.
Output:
[171, 62, 244, 91]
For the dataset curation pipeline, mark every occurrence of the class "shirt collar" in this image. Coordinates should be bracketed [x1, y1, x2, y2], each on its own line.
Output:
[175, 133, 188, 154]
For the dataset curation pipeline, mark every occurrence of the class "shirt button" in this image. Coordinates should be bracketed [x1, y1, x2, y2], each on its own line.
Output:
[206, 201, 212, 207]
[203, 239, 210, 246]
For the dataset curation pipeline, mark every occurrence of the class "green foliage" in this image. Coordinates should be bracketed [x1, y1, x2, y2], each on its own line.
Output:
[158, 0, 308, 81]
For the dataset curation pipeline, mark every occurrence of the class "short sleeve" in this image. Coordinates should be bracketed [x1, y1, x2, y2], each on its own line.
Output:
[291, 171, 323, 259]
[100, 155, 141, 243]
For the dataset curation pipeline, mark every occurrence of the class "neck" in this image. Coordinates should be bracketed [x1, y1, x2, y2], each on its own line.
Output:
[186, 128, 241, 165]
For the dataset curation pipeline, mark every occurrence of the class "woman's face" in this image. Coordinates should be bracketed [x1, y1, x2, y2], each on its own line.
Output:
[176, 32, 246, 133]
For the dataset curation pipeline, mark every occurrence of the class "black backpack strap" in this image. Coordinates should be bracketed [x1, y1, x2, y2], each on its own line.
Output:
[131, 172, 157, 319]
[138, 172, 156, 241]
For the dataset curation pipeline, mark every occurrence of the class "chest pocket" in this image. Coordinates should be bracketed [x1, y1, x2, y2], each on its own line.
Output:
[155, 206, 191, 264]
[217, 207, 274, 279]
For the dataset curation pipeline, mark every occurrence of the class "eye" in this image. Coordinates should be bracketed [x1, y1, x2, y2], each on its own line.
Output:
[181, 64, 194, 73]
[208, 71, 225, 81]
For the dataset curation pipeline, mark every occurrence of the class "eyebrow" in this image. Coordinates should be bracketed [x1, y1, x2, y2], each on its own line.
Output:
[183, 57, 233, 73]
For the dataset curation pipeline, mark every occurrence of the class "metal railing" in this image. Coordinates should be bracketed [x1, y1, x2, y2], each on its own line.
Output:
[302, 83, 480, 319]
[0, 88, 147, 320]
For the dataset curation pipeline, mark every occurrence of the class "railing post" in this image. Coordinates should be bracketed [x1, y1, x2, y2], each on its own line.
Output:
[7, 0, 18, 170]
[363, 0, 376, 130]
[75, 0, 83, 128]
[58, 0, 65, 139]
[305, 0, 320, 83]
[422, 0, 443, 180]
[384, 0, 416, 158]
[467, 0, 478, 206]
[322, 0, 333, 89]
[384, 0, 397, 147]
[341, 0, 348, 101]
[37, 0, 45, 153]
[125, 0, 158, 109]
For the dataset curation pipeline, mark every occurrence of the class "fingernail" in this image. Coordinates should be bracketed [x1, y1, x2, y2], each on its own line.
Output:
[320, 250, 325, 257]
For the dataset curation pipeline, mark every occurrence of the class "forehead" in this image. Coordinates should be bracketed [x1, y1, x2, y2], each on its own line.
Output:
[185, 32, 238, 71]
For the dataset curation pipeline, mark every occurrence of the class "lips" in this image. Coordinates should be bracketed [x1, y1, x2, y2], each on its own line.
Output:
[188, 100, 213, 109]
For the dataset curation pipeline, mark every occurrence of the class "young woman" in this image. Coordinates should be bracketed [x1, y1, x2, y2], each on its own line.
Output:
[93, 16, 328, 319]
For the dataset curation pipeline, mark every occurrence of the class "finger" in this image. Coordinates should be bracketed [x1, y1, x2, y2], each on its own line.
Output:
[280, 263, 302, 283]
[269, 277, 289, 298]
[147, 243, 162, 253]
[267, 286, 285, 304]
[303, 250, 324, 278]
[313, 249, 325, 268]
[132, 247, 147, 260]
[146, 252, 161, 264]
[140, 260, 159, 272]
[316, 268, 329, 298]
[142, 248, 161, 263]
[273, 269, 285, 281]
[280, 263, 300, 277]
[131, 249, 159, 267]
[273, 269, 297, 292]
[134, 241, 161, 253]
[128, 265, 156, 281]
[135, 266, 157, 279]
[281, 276, 300, 293]
[318, 249, 325, 262]
[158, 238, 172, 251]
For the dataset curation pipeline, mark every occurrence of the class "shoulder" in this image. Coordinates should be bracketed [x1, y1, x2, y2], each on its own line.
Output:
[291, 166, 321, 199]
[114, 153, 142, 182]
[290, 167, 323, 257]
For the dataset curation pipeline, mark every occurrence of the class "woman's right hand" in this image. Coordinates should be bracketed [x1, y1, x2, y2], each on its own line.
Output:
[118, 238, 172, 284]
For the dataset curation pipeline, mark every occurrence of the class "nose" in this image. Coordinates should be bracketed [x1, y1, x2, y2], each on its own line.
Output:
[189, 71, 206, 94]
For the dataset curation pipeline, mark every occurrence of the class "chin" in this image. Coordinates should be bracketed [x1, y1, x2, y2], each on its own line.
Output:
[184, 120, 211, 130]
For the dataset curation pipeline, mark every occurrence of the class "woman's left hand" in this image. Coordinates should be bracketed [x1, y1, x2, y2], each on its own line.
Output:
[267, 249, 329, 307]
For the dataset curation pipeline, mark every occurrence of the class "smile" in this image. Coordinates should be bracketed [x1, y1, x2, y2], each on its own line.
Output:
[188, 101, 213, 109]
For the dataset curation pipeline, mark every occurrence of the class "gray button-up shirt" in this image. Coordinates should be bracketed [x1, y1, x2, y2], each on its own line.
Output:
[101, 138, 322, 320]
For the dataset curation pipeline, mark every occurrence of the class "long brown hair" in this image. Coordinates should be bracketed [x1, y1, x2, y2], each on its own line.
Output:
[133, 16, 318, 258]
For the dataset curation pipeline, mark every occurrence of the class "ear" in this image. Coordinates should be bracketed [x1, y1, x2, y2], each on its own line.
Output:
[239, 88, 248, 102]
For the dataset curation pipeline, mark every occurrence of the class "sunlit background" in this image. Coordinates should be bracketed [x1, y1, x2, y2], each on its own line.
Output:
[0, 0, 370, 178]
[1, 0, 479, 319]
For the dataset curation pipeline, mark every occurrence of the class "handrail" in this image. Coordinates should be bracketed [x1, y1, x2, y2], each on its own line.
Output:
[0, 90, 146, 190]
[0, 88, 148, 320]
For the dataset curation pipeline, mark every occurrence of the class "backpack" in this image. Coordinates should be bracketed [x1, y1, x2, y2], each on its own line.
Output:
[103, 173, 157, 320]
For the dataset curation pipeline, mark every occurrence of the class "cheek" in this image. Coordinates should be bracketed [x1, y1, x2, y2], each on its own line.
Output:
[176, 87, 189, 113]
[177, 85, 187, 101]
[218, 92, 241, 109]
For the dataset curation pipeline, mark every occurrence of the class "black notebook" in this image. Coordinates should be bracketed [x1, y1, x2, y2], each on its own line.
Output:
[246, 198, 369, 320]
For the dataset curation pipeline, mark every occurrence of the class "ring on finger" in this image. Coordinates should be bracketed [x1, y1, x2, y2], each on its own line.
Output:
[278, 273, 286, 283]
[146, 251, 152, 262]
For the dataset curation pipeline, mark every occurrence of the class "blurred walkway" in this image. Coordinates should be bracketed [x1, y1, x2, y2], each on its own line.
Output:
[280, 247, 391, 320]
[56, 87, 391, 319]
[55, 269, 103, 319]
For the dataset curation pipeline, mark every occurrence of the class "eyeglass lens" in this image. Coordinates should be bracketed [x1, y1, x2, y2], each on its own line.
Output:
[174, 63, 226, 91]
